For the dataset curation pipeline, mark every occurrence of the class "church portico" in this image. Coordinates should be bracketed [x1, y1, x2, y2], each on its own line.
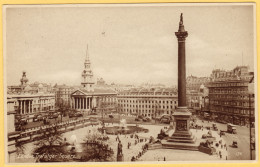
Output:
[72, 96, 94, 111]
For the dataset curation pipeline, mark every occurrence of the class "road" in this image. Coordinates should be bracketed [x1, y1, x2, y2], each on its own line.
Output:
[195, 117, 255, 160]
[22, 113, 255, 160]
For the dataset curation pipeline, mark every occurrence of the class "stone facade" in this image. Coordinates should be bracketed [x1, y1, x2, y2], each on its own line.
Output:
[71, 47, 117, 114]
[7, 72, 55, 118]
[208, 66, 254, 125]
[54, 84, 76, 108]
[117, 88, 178, 118]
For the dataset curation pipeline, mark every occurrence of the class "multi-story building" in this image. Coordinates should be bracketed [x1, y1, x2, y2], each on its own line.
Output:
[7, 72, 55, 121]
[54, 84, 76, 108]
[117, 88, 178, 118]
[186, 75, 210, 110]
[71, 47, 117, 114]
[186, 75, 210, 92]
[208, 66, 254, 125]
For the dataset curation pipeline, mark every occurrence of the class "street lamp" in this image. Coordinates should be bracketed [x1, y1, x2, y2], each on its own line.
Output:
[248, 76, 254, 160]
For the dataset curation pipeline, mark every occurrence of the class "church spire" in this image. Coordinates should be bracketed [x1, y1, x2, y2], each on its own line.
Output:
[82, 45, 94, 91]
[85, 44, 90, 65]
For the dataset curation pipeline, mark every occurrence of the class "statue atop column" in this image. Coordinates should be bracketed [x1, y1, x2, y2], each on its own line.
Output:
[180, 13, 183, 25]
[177, 13, 186, 33]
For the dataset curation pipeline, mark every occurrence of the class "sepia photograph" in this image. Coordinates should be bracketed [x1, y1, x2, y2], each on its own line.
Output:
[3, 3, 258, 164]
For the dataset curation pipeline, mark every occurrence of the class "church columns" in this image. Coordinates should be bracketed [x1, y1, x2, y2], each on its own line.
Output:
[77, 98, 79, 109]
[75, 97, 78, 109]
[74, 98, 76, 109]
[72, 96, 96, 111]
[81, 98, 83, 109]
[28, 100, 31, 113]
[23, 100, 25, 114]
[85, 98, 87, 109]
[19, 101, 21, 114]
[90, 98, 92, 109]
[87, 98, 90, 109]
[79, 98, 81, 109]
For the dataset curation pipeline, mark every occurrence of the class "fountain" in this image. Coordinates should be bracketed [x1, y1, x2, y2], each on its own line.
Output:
[99, 119, 148, 135]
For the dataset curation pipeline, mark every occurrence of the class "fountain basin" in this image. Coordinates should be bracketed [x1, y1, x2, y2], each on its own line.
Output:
[99, 126, 149, 135]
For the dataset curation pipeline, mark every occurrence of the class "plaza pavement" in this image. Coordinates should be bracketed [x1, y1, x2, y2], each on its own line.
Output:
[15, 119, 246, 162]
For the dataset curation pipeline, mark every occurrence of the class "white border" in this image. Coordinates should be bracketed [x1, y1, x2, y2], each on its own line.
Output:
[2, 2, 258, 165]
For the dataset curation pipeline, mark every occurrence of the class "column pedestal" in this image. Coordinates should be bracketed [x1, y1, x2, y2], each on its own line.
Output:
[168, 107, 196, 143]
[161, 107, 199, 151]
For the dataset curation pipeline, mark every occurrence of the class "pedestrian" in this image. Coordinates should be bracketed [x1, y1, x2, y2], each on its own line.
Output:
[164, 157, 166, 161]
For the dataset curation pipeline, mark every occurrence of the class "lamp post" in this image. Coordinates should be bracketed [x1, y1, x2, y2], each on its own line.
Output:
[248, 76, 254, 160]
[249, 93, 252, 160]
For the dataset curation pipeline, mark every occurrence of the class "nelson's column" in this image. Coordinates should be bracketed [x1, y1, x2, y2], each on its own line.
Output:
[163, 13, 197, 150]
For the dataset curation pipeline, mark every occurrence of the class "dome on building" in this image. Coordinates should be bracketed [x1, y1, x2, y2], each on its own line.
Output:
[20, 71, 29, 85]
[200, 84, 205, 90]
[24, 85, 32, 91]
[38, 84, 43, 88]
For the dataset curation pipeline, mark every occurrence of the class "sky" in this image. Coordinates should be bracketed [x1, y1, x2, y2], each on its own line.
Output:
[4, 3, 255, 86]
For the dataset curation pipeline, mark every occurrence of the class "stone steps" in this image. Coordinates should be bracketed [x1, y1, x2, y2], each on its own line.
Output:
[162, 143, 199, 151]
[167, 138, 196, 143]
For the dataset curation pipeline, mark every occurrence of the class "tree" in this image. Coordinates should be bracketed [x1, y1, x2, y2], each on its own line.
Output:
[79, 130, 114, 162]
[33, 128, 69, 162]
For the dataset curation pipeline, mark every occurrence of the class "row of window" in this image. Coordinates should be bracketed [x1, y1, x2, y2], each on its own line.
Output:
[209, 82, 247, 87]
[120, 104, 174, 109]
[210, 101, 254, 107]
[121, 108, 172, 114]
[211, 106, 254, 115]
[118, 99, 177, 104]
[210, 94, 253, 99]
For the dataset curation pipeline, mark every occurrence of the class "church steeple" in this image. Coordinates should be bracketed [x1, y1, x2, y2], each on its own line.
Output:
[81, 45, 94, 91]
[84, 44, 90, 68]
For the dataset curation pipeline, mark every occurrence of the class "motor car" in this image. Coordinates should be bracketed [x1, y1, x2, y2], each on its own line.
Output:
[89, 117, 98, 122]
[20, 118, 28, 125]
[135, 118, 140, 121]
[69, 112, 75, 118]
[48, 112, 58, 119]
[212, 123, 218, 131]
[227, 123, 237, 134]
[76, 112, 83, 117]
[138, 115, 144, 119]
[33, 114, 43, 122]
[143, 117, 151, 122]
[142, 117, 148, 122]
[232, 141, 238, 148]
[219, 130, 225, 136]
[52, 112, 59, 119]
[160, 118, 170, 124]
[109, 114, 114, 118]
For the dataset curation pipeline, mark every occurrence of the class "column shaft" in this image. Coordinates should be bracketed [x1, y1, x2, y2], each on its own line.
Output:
[23, 100, 25, 114]
[29, 100, 31, 113]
